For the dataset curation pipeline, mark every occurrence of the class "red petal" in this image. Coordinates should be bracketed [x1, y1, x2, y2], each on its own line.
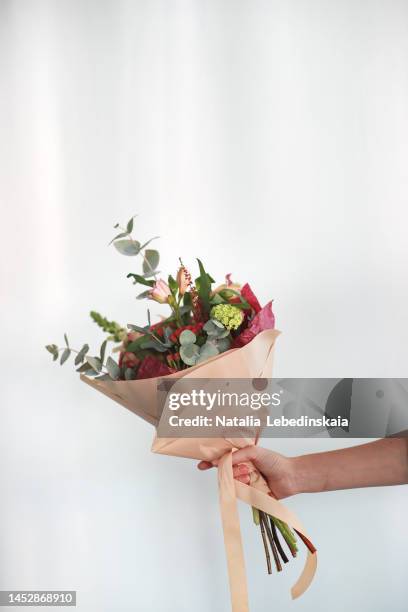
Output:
[233, 301, 275, 348]
[137, 356, 175, 380]
[241, 283, 262, 313]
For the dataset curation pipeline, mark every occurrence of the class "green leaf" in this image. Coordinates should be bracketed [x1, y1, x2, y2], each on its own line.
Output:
[100, 340, 107, 363]
[179, 330, 196, 345]
[45, 344, 59, 360]
[140, 339, 168, 352]
[60, 348, 71, 365]
[127, 273, 155, 287]
[106, 356, 120, 380]
[180, 343, 200, 366]
[203, 319, 230, 340]
[210, 293, 224, 305]
[113, 239, 141, 256]
[109, 231, 129, 245]
[86, 356, 102, 373]
[127, 216, 135, 233]
[76, 362, 95, 374]
[216, 336, 231, 352]
[64, 333, 69, 347]
[143, 249, 160, 274]
[168, 275, 178, 295]
[196, 259, 212, 316]
[197, 342, 219, 363]
[139, 236, 159, 250]
[124, 367, 136, 380]
[75, 343, 89, 365]
[128, 324, 149, 334]
[163, 327, 174, 342]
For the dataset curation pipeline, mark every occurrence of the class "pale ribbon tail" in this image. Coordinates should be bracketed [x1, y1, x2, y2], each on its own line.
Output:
[218, 451, 317, 611]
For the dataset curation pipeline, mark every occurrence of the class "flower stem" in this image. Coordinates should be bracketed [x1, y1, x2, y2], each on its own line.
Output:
[271, 517, 298, 557]
[269, 517, 289, 564]
[259, 518, 272, 574]
[260, 512, 282, 572]
[294, 529, 317, 554]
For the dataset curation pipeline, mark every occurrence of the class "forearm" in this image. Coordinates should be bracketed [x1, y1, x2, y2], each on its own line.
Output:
[292, 438, 408, 494]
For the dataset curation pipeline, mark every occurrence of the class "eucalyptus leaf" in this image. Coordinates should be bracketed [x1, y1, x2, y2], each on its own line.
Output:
[45, 344, 58, 359]
[127, 216, 135, 233]
[164, 327, 173, 342]
[180, 343, 200, 366]
[216, 336, 231, 353]
[76, 362, 94, 373]
[109, 231, 129, 245]
[143, 249, 160, 274]
[113, 239, 141, 256]
[142, 270, 161, 278]
[139, 236, 160, 250]
[197, 342, 219, 363]
[106, 356, 120, 380]
[100, 340, 107, 363]
[86, 356, 102, 373]
[125, 367, 136, 380]
[60, 348, 71, 365]
[203, 320, 218, 335]
[74, 343, 89, 365]
[64, 333, 69, 347]
[179, 330, 196, 345]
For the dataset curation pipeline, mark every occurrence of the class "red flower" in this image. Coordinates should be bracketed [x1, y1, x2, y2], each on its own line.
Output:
[137, 356, 175, 380]
[170, 323, 204, 343]
[149, 323, 165, 337]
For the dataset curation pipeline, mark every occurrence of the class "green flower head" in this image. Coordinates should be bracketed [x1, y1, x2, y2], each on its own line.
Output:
[210, 304, 244, 331]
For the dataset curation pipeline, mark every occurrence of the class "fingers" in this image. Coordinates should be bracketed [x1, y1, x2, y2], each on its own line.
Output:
[197, 460, 214, 470]
[233, 463, 251, 484]
[197, 460, 251, 485]
[231, 446, 258, 466]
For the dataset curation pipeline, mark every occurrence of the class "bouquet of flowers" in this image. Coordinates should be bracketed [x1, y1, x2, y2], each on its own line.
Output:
[46, 216, 317, 611]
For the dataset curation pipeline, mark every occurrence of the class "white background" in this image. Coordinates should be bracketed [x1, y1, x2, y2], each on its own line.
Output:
[1, 1, 408, 611]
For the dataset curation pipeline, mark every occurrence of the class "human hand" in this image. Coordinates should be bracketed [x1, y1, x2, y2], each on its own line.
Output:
[197, 445, 298, 499]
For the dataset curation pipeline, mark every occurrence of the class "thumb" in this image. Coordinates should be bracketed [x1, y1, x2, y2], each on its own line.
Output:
[231, 446, 259, 466]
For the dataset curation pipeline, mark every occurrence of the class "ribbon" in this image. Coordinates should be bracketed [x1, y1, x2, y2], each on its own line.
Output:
[218, 451, 317, 611]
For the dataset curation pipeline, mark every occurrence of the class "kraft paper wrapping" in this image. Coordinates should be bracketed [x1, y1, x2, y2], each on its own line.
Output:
[81, 329, 317, 609]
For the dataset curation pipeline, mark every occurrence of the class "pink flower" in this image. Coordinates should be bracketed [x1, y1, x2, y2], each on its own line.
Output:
[149, 279, 171, 304]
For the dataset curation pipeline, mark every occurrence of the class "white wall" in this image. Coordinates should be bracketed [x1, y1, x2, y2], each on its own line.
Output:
[1, 1, 407, 611]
